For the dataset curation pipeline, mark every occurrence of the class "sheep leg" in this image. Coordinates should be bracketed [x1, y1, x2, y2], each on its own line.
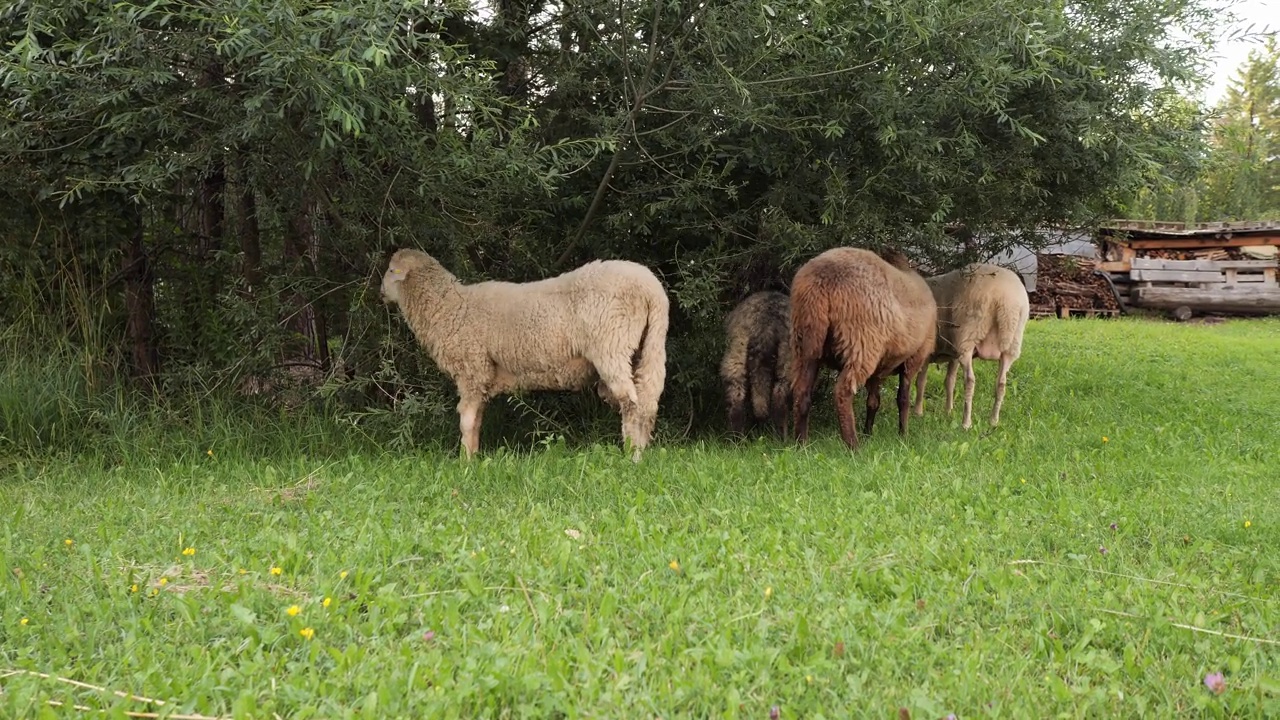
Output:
[724, 377, 748, 436]
[834, 366, 861, 450]
[748, 358, 773, 422]
[943, 360, 959, 415]
[770, 379, 789, 440]
[912, 365, 928, 416]
[863, 375, 882, 437]
[990, 353, 1014, 427]
[896, 365, 911, 435]
[960, 349, 977, 430]
[790, 357, 820, 444]
[592, 358, 643, 461]
[457, 395, 487, 459]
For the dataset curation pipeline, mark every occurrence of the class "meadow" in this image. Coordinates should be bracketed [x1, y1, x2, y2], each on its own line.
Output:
[1, 317, 1278, 718]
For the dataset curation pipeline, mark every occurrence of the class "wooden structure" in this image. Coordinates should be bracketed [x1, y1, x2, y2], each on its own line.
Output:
[1097, 220, 1280, 316]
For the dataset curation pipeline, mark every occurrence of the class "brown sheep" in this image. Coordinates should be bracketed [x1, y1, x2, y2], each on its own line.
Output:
[719, 290, 791, 436]
[788, 247, 938, 449]
[380, 248, 669, 462]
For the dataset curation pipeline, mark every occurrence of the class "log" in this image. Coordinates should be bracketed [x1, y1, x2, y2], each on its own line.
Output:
[1132, 285, 1280, 315]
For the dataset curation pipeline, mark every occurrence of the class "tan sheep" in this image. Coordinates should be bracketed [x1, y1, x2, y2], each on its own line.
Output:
[912, 263, 1030, 429]
[380, 248, 669, 461]
[719, 290, 791, 436]
[789, 247, 937, 449]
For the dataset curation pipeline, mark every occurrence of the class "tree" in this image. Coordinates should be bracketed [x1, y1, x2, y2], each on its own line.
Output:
[1123, 35, 1280, 222]
[0, 0, 1229, 431]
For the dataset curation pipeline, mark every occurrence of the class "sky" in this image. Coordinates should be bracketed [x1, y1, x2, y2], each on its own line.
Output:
[1201, 0, 1277, 105]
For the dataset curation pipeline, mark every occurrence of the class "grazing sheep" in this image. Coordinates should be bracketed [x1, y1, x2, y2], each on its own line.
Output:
[720, 290, 792, 436]
[789, 247, 937, 449]
[380, 248, 669, 461]
[913, 263, 1029, 429]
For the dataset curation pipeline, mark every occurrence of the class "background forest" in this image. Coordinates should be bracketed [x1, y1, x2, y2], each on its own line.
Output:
[0, 0, 1277, 455]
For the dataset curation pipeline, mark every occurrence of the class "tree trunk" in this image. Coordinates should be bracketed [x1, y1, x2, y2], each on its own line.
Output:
[235, 154, 263, 293]
[282, 191, 330, 370]
[122, 204, 159, 384]
[198, 162, 226, 258]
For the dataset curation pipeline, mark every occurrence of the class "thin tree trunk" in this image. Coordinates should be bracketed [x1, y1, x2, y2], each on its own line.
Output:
[236, 154, 262, 293]
[122, 204, 159, 384]
[282, 191, 330, 370]
[198, 162, 226, 258]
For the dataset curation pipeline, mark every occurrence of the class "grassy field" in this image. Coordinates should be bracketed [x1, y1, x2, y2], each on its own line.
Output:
[2, 317, 1278, 718]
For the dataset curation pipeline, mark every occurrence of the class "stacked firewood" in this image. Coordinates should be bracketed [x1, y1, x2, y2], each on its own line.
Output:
[1138, 248, 1242, 261]
[1027, 254, 1120, 314]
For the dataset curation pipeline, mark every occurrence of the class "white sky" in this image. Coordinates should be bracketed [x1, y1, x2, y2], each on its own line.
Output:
[1201, 0, 1277, 105]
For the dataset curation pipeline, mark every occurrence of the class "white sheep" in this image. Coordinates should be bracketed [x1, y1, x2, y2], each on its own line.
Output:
[912, 262, 1030, 429]
[380, 248, 670, 461]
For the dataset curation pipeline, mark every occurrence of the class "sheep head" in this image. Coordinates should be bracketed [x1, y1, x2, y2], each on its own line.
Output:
[380, 248, 435, 305]
[878, 247, 913, 271]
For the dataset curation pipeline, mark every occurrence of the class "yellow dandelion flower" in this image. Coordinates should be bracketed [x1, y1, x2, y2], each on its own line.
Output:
[806, 675, 813, 684]
[238, 568, 247, 575]
[1020, 477, 1026, 484]
[64, 539, 73, 547]
[286, 604, 301, 617]
[299, 627, 315, 640]
[765, 586, 773, 599]
[270, 566, 282, 576]
[339, 570, 348, 580]
[1244, 520, 1252, 528]
[1102, 436, 1109, 443]
[130, 584, 139, 593]
[149, 588, 159, 596]
[182, 547, 196, 557]
[158, 577, 168, 586]
[322, 597, 332, 609]
[20, 618, 29, 626]
[207, 449, 214, 457]
[669, 560, 680, 572]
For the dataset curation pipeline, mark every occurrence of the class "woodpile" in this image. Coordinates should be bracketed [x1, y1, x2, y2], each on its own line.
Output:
[1137, 248, 1241, 262]
[1027, 254, 1119, 316]
[1096, 220, 1280, 316]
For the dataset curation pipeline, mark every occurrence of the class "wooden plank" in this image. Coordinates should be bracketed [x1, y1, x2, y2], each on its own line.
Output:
[1129, 268, 1225, 283]
[1130, 258, 1277, 271]
[1131, 285, 1280, 315]
[1096, 260, 1131, 273]
[1101, 219, 1280, 235]
[1124, 237, 1280, 250]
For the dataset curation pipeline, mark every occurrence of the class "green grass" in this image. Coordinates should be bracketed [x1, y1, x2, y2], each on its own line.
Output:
[2, 317, 1279, 718]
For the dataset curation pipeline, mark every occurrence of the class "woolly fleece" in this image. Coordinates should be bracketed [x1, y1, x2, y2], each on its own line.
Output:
[914, 262, 1030, 429]
[381, 248, 669, 461]
[788, 247, 937, 449]
[719, 290, 792, 436]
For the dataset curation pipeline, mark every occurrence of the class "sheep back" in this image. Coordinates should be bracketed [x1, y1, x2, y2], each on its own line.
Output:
[720, 290, 791, 427]
[790, 247, 936, 378]
[927, 263, 1030, 362]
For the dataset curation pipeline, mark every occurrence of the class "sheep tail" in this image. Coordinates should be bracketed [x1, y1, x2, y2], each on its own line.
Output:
[996, 299, 1029, 357]
[631, 288, 670, 424]
[788, 281, 829, 378]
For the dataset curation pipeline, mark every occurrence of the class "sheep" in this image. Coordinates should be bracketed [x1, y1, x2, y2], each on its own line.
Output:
[719, 290, 792, 437]
[789, 247, 938, 450]
[912, 262, 1029, 429]
[380, 248, 669, 462]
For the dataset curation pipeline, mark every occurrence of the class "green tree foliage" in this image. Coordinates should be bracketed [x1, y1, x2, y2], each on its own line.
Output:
[0, 0, 1223, 435]
[1126, 35, 1280, 222]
